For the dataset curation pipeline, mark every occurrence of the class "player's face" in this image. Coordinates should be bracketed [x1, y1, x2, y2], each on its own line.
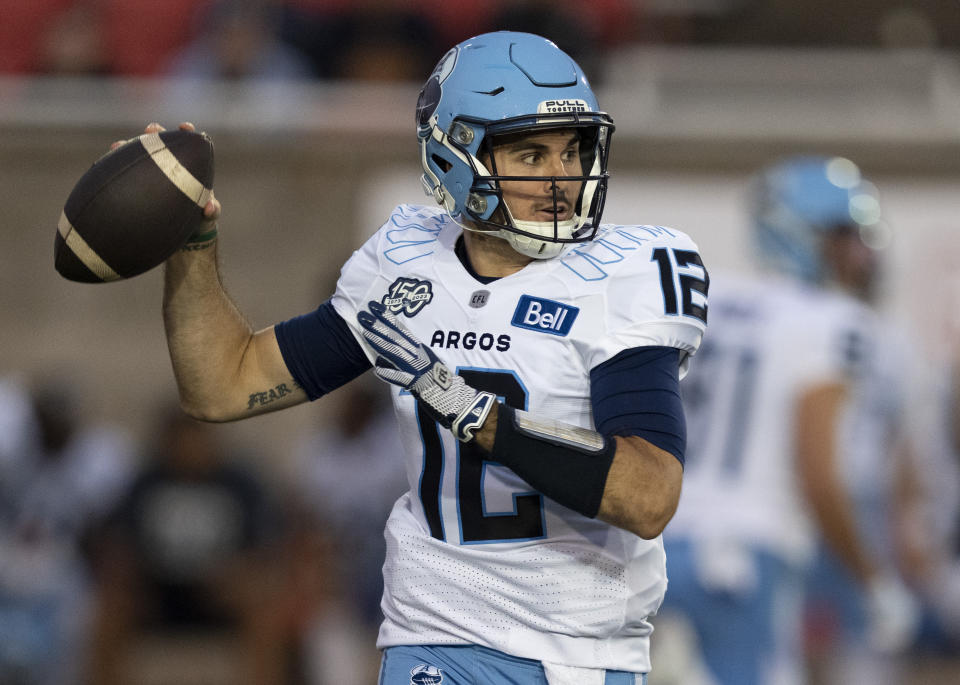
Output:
[823, 227, 880, 301]
[488, 129, 584, 223]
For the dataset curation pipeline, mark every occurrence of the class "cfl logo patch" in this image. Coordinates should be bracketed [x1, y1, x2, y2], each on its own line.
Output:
[383, 277, 434, 317]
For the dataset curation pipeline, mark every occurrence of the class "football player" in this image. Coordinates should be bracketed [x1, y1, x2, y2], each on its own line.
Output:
[137, 32, 708, 683]
[656, 156, 918, 685]
[798, 160, 925, 684]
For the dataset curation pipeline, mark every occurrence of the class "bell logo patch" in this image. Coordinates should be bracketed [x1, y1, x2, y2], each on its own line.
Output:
[511, 295, 579, 337]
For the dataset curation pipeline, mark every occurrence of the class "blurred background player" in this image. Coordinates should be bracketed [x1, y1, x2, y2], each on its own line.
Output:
[652, 155, 919, 685]
[798, 161, 928, 684]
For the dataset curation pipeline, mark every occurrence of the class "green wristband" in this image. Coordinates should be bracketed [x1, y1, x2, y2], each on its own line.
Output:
[182, 226, 218, 249]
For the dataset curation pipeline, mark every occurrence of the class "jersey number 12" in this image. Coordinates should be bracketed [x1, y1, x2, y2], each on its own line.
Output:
[652, 247, 708, 322]
[416, 369, 545, 544]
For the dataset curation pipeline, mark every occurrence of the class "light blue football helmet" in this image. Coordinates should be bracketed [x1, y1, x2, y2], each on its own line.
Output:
[416, 31, 615, 259]
[750, 155, 887, 283]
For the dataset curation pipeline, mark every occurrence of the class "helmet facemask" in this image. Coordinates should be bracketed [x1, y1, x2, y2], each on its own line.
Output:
[448, 113, 613, 259]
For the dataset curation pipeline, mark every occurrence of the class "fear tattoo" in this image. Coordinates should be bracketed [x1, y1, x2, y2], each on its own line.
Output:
[247, 383, 294, 410]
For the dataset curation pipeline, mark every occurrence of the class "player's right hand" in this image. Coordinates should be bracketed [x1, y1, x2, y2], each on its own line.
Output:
[357, 301, 495, 442]
[110, 122, 221, 232]
[865, 573, 921, 653]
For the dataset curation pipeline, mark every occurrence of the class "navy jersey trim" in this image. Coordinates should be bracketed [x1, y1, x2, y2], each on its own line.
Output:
[274, 300, 372, 400]
[590, 346, 686, 466]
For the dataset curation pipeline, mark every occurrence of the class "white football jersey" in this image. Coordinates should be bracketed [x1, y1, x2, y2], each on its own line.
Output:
[330, 205, 707, 671]
[667, 271, 865, 567]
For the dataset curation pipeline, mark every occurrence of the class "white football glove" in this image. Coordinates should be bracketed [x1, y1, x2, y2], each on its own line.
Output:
[865, 573, 921, 654]
[357, 301, 495, 442]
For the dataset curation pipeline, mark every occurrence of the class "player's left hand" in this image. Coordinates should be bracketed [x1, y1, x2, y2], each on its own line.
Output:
[357, 301, 495, 442]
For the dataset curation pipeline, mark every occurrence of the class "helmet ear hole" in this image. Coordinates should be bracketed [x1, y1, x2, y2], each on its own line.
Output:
[431, 154, 452, 173]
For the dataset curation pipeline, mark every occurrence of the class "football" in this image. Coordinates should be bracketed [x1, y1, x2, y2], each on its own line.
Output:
[55, 129, 215, 283]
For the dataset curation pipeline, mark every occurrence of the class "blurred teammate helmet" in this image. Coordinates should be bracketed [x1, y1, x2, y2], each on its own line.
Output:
[750, 155, 889, 283]
[415, 31, 615, 259]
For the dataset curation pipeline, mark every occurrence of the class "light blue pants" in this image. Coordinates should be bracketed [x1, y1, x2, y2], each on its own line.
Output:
[660, 538, 798, 685]
[379, 645, 647, 685]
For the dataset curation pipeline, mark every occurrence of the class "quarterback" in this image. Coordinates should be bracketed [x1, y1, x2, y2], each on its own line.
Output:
[142, 32, 707, 683]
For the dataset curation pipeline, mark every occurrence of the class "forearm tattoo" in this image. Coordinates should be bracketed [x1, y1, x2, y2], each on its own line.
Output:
[247, 382, 295, 410]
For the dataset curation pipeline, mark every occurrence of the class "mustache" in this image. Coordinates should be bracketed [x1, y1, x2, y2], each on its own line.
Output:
[512, 185, 572, 204]
[543, 187, 572, 209]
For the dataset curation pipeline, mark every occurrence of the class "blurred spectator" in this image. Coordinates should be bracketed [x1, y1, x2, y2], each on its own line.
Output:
[278, 0, 637, 82]
[0, 0, 74, 73]
[655, 0, 958, 48]
[277, 1, 442, 80]
[4, 0, 960, 77]
[84, 405, 291, 685]
[0, 0, 205, 76]
[101, 0, 212, 76]
[35, 1, 110, 75]
[402, 0, 502, 49]
[286, 374, 407, 683]
[0, 375, 135, 685]
[490, 0, 639, 85]
[652, 156, 918, 685]
[334, 9, 438, 82]
[165, 0, 312, 81]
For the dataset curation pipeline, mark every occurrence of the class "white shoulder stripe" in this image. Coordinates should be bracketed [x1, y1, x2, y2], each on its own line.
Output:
[139, 133, 212, 208]
[58, 211, 120, 281]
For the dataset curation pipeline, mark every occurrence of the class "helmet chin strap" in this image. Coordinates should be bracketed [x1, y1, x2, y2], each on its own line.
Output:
[489, 154, 603, 260]
[457, 200, 580, 260]
[499, 204, 578, 259]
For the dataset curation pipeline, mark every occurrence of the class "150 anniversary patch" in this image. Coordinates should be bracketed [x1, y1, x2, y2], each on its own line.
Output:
[382, 277, 434, 317]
